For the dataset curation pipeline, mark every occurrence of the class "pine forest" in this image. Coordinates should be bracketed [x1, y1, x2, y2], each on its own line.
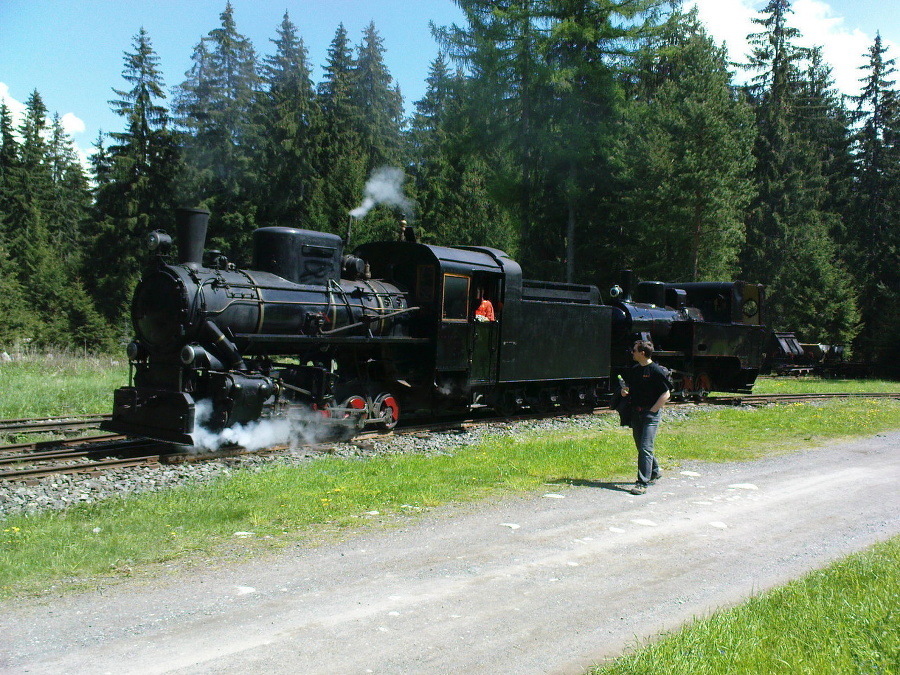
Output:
[1, 1, 898, 375]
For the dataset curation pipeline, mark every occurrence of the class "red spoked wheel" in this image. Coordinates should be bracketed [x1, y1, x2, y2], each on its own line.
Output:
[693, 373, 712, 401]
[339, 395, 368, 429]
[312, 403, 332, 419]
[373, 393, 400, 430]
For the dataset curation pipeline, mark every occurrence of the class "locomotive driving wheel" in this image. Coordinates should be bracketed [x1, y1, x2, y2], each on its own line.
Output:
[494, 390, 523, 417]
[310, 402, 332, 418]
[693, 372, 712, 401]
[373, 393, 400, 431]
[529, 389, 552, 413]
[672, 374, 689, 401]
[562, 387, 587, 412]
[338, 395, 368, 429]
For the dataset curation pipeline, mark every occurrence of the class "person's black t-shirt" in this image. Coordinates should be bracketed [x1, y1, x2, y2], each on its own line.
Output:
[625, 362, 672, 409]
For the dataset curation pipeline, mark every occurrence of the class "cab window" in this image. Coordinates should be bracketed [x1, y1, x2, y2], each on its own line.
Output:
[442, 274, 470, 321]
[416, 264, 435, 302]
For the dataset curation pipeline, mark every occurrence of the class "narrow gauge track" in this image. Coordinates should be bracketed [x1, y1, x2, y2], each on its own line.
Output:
[0, 413, 112, 435]
[1, 392, 897, 481]
[0, 432, 126, 455]
[0, 438, 168, 482]
[706, 392, 900, 406]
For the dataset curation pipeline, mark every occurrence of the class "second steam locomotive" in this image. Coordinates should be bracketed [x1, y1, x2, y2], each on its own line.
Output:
[107, 208, 769, 446]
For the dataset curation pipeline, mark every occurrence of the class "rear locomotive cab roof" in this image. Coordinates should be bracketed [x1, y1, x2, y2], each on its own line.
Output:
[356, 241, 523, 293]
[355, 240, 510, 276]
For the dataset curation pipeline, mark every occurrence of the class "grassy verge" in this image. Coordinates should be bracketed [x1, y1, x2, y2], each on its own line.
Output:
[2, 398, 900, 598]
[0, 350, 128, 420]
[751, 376, 900, 395]
[591, 535, 900, 674]
[659, 398, 900, 463]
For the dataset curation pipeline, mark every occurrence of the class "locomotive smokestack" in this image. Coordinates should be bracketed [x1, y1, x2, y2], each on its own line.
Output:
[175, 207, 210, 267]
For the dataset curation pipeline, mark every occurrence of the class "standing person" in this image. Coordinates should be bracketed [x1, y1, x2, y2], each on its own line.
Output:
[619, 340, 672, 495]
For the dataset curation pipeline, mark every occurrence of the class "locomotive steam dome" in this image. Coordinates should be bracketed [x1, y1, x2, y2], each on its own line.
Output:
[252, 227, 343, 286]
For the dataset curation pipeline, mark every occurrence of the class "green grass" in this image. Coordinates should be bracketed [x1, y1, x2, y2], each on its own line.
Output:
[752, 376, 900, 395]
[591, 535, 900, 674]
[2, 398, 900, 598]
[0, 350, 128, 420]
[0, 423, 636, 594]
[659, 398, 900, 463]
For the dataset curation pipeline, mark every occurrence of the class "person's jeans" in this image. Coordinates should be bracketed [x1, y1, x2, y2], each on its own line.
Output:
[632, 409, 661, 485]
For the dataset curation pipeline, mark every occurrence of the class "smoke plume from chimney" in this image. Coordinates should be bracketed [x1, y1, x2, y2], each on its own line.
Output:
[349, 166, 412, 219]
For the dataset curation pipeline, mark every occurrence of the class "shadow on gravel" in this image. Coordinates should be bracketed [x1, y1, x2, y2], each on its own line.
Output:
[555, 478, 632, 493]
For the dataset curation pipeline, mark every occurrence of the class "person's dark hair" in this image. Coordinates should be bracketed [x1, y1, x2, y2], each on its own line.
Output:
[633, 340, 654, 358]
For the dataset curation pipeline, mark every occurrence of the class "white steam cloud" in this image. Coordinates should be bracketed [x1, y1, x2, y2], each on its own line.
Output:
[192, 399, 336, 452]
[349, 166, 412, 219]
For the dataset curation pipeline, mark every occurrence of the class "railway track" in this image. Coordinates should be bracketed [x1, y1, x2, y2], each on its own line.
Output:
[0, 413, 112, 435]
[706, 392, 900, 406]
[2, 392, 897, 481]
[0, 437, 168, 481]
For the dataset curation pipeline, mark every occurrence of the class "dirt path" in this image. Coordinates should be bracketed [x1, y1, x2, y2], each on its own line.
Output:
[2, 431, 898, 675]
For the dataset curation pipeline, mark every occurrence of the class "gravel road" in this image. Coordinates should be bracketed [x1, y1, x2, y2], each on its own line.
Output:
[1, 430, 898, 675]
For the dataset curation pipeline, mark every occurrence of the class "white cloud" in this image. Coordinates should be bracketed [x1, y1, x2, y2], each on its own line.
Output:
[1, 82, 91, 170]
[0, 82, 27, 124]
[792, 0, 873, 96]
[61, 112, 86, 136]
[687, 0, 896, 98]
[686, 0, 758, 65]
[1, 82, 86, 136]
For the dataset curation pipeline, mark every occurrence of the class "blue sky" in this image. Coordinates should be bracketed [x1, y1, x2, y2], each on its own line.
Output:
[1, 0, 898, 164]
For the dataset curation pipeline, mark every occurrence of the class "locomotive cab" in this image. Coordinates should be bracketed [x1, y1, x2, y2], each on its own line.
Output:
[354, 241, 509, 411]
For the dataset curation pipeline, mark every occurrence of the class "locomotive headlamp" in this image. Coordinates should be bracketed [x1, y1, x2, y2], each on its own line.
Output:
[180, 344, 225, 371]
[181, 345, 199, 365]
[126, 341, 148, 361]
[147, 230, 173, 253]
[609, 285, 623, 299]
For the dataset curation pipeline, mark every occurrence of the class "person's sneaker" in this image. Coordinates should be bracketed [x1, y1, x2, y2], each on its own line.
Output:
[648, 474, 662, 485]
[629, 483, 647, 495]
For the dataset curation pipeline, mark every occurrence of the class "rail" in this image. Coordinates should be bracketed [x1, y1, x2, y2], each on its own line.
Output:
[2, 391, 897, 480]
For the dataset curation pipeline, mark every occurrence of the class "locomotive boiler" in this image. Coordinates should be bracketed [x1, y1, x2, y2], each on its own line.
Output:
[109, 208, 419, 444]
[608, 272, 769, 397]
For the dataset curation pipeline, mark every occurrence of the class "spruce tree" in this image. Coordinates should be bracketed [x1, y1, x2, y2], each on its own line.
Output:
[847, 33, 900, 365]
[0, 242, 37, 351]
[614, 8, 755, 283]
[9, 92, 109, 349]
[436, 0, 667, 279]
[256, 12, 321, 228]
[174, 1, 260, 259]
[348, 22, 408, 241]
[740, 0, 858, 344]
[91, 27, 180, 325]
[310, 24, 366, 238]
[436, 0, 556, 269]
[409, 54, 518, 252]
[409, 53, 460, 244]
[0, 104, 39, 348]
[0, 102, 21, 241]
[353, 22, 405, 171]
[47, 114, 92, 261]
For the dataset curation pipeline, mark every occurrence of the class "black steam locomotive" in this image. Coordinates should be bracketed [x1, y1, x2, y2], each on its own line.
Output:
[106, 208, 768, 446]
